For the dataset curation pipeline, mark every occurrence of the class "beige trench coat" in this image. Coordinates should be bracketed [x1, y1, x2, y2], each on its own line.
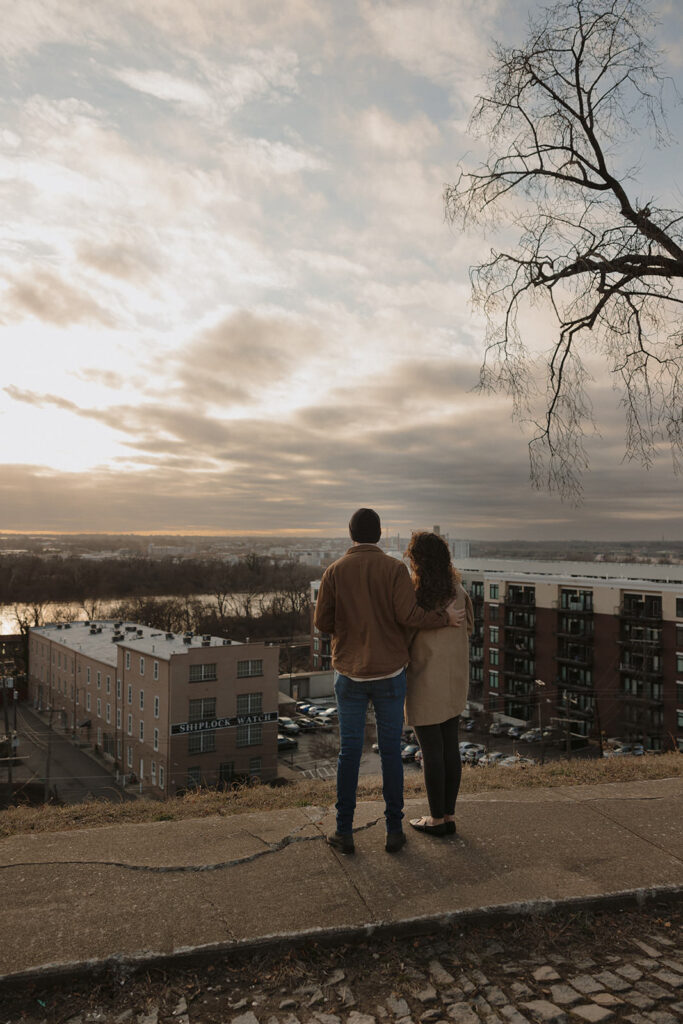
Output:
[405, 582, 474, 727]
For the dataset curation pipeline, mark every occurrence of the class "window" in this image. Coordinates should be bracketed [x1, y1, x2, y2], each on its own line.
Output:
[117, 708, 122, 729]
[489, 626, 499, 644]
[117, 678, 122, 700]
[219, 762, 235, 784]
[139, 759, 143, 781]
[237, 692, 263, 715]
[677, 597, 683, 618]
[139, 657, 145, 675]
[237, 659, 263, 678]
[153, 660, 159, 680]
[139, 721, 144, 742]
[490, 648, 499, 666]
[159, 765, 165, 789]
[106, 703, 111, 724]
[154, 696, 160, 719]
[187, 767, 201, 788]
[677, 654, 683, 674]
[125, 651, 131, 670]
[489, 604, 499, 622]
[677, 709, 683, 729]
[489, 583, 499, 600]
[97, 671, 101, 689]
[189, 731, 216, 754]
[140, 690, 144, 710]
[188, 698, 216, 754]
[127, 746, 133, 768]
[86, 693, 91, 712]
[489, 670, 499, 689]
[87, 667, 91, 683]
[106, 675, 111, 694]
[189, 663, 217, 682]
[127, 684, 132, 705]
[153, 727, 159, 752]
[127, 713, 132, 736]
[96, 698, 102, 718]
[151, 761, 157, 784]
[237, 723, 262, 747]
[97, 727, 102, 747]
[249, 757, 262, 778]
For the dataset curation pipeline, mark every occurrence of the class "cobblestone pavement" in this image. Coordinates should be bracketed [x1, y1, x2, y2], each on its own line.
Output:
[2, 903, 681, 1024]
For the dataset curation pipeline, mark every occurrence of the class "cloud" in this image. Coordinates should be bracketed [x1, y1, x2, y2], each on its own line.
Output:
[2, 269, 116, 327]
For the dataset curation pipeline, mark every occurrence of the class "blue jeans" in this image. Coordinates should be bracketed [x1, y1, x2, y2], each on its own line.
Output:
[334, 669, 407, 835]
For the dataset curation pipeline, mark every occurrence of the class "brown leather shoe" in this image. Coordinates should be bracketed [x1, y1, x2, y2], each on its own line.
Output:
[327, 831, 355, 855]
[385, 830, 407, 853]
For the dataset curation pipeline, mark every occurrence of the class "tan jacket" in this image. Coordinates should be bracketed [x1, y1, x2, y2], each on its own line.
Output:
[313, 544, 449, 678]
[405, 582, 474, 727]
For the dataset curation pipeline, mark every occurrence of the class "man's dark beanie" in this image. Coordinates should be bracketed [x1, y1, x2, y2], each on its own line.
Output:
[349, 507, 381, 544]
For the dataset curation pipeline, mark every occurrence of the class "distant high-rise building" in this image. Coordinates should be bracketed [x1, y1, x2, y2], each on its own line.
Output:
[451, 540, 471, 560]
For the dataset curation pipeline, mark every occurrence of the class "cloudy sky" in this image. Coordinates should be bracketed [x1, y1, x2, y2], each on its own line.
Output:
[1, 0, 682, 540]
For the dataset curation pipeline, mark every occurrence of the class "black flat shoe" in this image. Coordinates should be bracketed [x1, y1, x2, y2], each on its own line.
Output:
[409, 817, 447, 837]
[444, 821, 456, 835]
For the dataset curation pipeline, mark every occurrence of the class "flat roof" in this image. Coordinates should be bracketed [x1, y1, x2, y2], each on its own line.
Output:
[457, 558, 683, 590]
[31, 620, 244, 662]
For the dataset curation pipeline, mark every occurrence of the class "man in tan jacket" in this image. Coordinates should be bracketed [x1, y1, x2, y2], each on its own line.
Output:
[314, 508, 464, 854]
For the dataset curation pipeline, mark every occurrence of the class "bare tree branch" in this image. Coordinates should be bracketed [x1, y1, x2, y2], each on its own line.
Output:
[445, 0, 682, 497]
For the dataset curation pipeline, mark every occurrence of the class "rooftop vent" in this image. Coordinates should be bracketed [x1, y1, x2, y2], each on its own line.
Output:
[125, 626, 136, 633]
[97, 627, 102, 633]
[114, 622, 122, 629]
[165, 633, 174, 640]
[57, 624, 63, 630]
[202, 634, 211, 642]
[137, 629, 143, 637]
[64, 624, 71, 629]
[222, 639, 231, 646]
[84, 621, 90, 627]
[183, 637, 192, 645]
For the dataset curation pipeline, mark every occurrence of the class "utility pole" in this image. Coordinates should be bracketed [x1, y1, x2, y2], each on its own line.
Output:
[44, 705, 54, 803]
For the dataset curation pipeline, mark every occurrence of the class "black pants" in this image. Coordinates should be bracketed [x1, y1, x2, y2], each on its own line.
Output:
[413, 716, 461, 819]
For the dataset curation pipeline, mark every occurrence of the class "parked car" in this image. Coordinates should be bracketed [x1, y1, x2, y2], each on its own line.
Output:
[499, 755, 536, 767]
[319, 707, 338, 720]
[306, 705, 321, 716]
[489, 722, 507, 735]
[415, 748, 423, 766]
[459, 741, 478, 756]
[463, 743, 486, 764]
[401, 744, 420, 762]
[608, 743, 645, 757]
[294, 717, 316, 732]
[520, 728, 542, 743]
[478, 751, 506, 766]
[278, 716, 300, 735]
[277, 734, 298, 751]
[463, 719, 476, 732]
[295, 702, 312, 714]
[507, 725, 524, 739]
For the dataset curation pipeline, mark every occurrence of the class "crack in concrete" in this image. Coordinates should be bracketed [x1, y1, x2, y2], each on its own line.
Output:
[0, 816, 385, 875]
[566, 789, 683, 866]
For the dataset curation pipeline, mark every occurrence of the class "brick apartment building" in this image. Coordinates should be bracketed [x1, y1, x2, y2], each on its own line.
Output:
[311, 560, 683, 752]
[27, 621, 280, 795]
[458, 559, 683, 752]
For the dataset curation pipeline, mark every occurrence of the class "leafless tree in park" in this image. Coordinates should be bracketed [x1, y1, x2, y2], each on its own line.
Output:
[445, 0, 682, 497]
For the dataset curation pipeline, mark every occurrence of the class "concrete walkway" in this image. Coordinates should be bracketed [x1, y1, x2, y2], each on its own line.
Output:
[1, 776, 682, 983]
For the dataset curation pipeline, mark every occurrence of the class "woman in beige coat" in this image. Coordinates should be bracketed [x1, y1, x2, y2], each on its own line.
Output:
[405, 531, 474, 837]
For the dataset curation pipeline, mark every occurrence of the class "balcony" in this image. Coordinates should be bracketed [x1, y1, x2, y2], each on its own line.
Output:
[555, 645, 593, 668]
[618, 629, 662, 648]
[504, 637, 535, 655]
[620, 689, 664, 706]
[504, 680, 535, 698]
[503, 659, 535, 678]
[619, 600, 663, 622]
[505, 590, 536, 608]
[556, 621, 594, 640]
[505, 612, 536, 631]
[619, 662, 663, 680]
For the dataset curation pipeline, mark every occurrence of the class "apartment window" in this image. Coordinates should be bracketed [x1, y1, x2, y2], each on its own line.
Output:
[86, 693, 91, 712]
[139, 759, 144, 781]
[97, 671, 101, 689]
[106, 703, 111, 724]
[249, 757, 262, 778]
[236, 723, 262, 747]
[676, 597, 683, 618]
[106, 675, 111, 694]
[140, 690, 144, 710]
[153, 660, 159, 680]
[127, 713, 132, 736]
[125, 652, 131, 670]
[188, 698, 217, 754]
[489, 626, 499, 644]
[490, 648, 499, 666]
[489, 670, 499, 689]
[237, 692, 263, 715]
[489, 604, 499, 622]
[489, 584, 499, 600]
[677, 709, 683, 730]
[97, 727, 102, 747]
[237, 659, 263, 678]
[159, 765, 165, 789]
[139, 657, 145, 675]
[117, 738, 122, 759]
[189, 730, 216, 754]
[153, 727, 159, 752]
[677, 654, 683, 674]
[127, 746, 133, 768]
[139, 721, 144, 742]
[117, 678, 122, 700]
[154, 696, 160, 718]
[87, 667, 91, 683]
[190, 697, 216, 721]
[470, 581, 484, 598]
[128, 684, 132, 705]
[189, 663, 217, 682]
[58, 652, 61, 668]
[151, 761, 157, 784]
[96, 698, 102, 718]
[677, 625, 683, 648]
[116, 708, 122, 729]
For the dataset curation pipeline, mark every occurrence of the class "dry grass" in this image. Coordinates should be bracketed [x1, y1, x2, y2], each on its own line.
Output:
[0, 752, 680, 840]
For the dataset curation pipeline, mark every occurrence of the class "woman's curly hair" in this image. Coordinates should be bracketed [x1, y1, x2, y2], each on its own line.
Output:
[405, 531, 461, 611]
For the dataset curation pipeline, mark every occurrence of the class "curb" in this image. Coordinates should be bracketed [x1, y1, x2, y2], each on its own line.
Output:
[1, 883, 681, 993]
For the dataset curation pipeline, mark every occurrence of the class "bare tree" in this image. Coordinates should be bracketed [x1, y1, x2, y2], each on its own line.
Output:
[445, 0, 682, 497]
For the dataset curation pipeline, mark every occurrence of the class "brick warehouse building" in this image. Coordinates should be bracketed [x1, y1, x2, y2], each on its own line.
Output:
[27, 621, 280, 795]
[457, 560, 683, 753]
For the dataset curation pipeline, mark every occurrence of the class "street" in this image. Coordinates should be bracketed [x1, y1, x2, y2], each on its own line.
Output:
[12, 704, 134, 805]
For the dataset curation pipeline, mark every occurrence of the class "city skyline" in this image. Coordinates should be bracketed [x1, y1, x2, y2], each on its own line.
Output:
[2, 1, 682, 540]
